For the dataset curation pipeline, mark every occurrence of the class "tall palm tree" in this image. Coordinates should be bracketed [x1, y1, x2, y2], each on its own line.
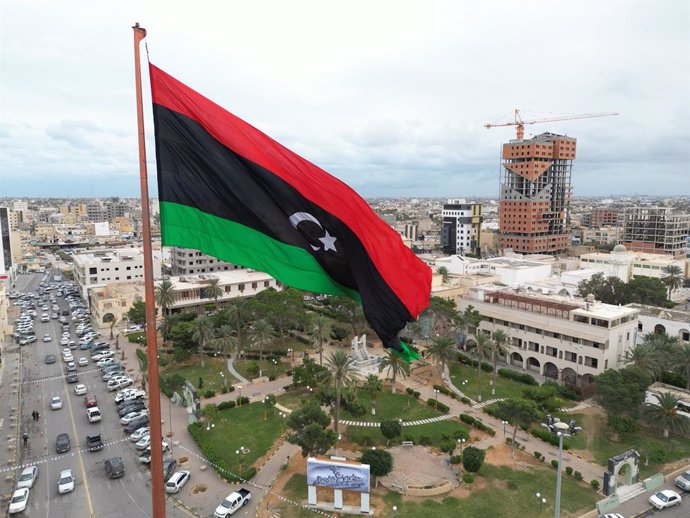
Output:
[192, 316, 214, 368]
[155, 280, 178, 317]
[673, 343, 690, 390]
[489, 329, 509, 396]
[473, 331, 493, 402]
[362, 374, 383, 416]
[325, 351, 357, 438]
[204, 278, 224, 308]
[661, 264, 684, 299]
[212, 324, 239, 358]
[436, 266, 450, 284]
[228, 298, 248, 354]
[428, 335, 456, 376]
[309, 315, 329, 366]
[108, 316, 118, 340]
[624, 344, 659, 380]
[378, 350, 411, 394]
[644, 392, 690, 438]
[158, 313, 180, 347]
[250, 318, 274, 363]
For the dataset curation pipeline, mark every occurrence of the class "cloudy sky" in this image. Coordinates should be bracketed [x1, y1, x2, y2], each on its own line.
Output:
[1, 0, 688, 198]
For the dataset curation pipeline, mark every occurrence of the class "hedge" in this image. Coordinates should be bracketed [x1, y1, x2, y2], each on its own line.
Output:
[458, 413, 496, 436]
[530, 427, 570, 450]
[433, 384, 452, 396]
[497, 368, 538, 385]
[218, 401, 236, 411]
[455, 352, 493, 372]
[426, 398, 450, 414]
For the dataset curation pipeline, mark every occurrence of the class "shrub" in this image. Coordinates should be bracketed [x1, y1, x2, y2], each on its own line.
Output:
[441, 433, 451, 441]
[433, 384, 452, 396]
[403, 434, 414, 442]
[533, 451, 543, 460]
[565, 466, 573, 476]
[649, 446, 669, 464]
[418, 434, 432, 446]
[530, 427, 570, 450]
[459, 414, 475, 425]
[236, 396, 250, 406]
[440, 440, 456, 453]
[450, 455, 463, 464]
[198, 377, 204, 389]
[380, 420, 402, 442]
[221, 386, 228, 394]
[426, 398, 449, 413]
[462, 473, 474, 484]
[551, 460, 559, 469]
[608, 414, 639, 435]
[204, 389, 216, 398]
[245, 361, 260, 377]
[412, 391, 420, 399]
[462, 446, 485, 473]
[330, 325, 348, 341]
[574, 471, 582, 481]
[346, 402, 367, 417]
[591, 480, 600, 491]
[461, 397, 471, 405]
[406, 387, 414, 395]
[227, 385, 235, 392]
[360, 434, 374, 447]
[507, 480, 519, 490]
[218, 401, 236, 411]
[452, 429, 470, 441]
[497, 367, 538, 385]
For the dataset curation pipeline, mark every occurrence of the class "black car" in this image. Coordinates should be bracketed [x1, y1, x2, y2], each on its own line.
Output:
[123, 417, 149, 435]
[163, 459, 177, 482]
[66, 372, 79, 383]
[105, 457, 125, 479]
[56, 433, 71, 453]
[117, 402, 146, 417]
[86, 434, 104, 452]
[45, 354, 56, 364]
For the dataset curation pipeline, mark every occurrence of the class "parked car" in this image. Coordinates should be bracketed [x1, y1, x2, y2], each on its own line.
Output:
[129, 427, 150, 442]
[66, 372, 79, 383]
[649, 489, 681, 510]
[121, 409, 148, 425]
[78, 357, 88, 366]
[74, 384, 87, 396]
[57, 469, 75, 494]
[87, 407, 102, 423]
[55, 433, 71, 453]
[16, 466, 38, 489]
[50, 396, 63, 410]
[115, 389, 146, 404]
[124, 417, 149, 434]
[135, 434, 151, 450]
[165, 471, 191, 494]
[674, 469, 690, 492]
[104, 457, 125, 479]
[8, 488, 30, 514]
[214, 489, 252, 517]
[97, 358, 116, 368]
[66, 362, 77, 372]
[163, 459, 177, 481]
[117, 401, 146, 417]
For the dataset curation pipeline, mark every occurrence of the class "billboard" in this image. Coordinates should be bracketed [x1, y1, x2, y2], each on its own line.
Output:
[307, 458, 370, 492]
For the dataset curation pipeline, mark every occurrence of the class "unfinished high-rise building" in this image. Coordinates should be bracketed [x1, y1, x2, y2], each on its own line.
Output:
[498, 132, 575, 255]
[621, 207, 689, 258]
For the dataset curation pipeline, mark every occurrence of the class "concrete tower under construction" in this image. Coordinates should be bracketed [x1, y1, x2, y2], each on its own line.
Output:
[498, 132, 575, 255]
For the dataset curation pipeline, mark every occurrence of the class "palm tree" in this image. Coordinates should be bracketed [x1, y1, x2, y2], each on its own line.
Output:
[158, 313, 180, 347]
[624, 344, 659, 380]
[428, 335, 456, 376]
[309, 315, 329, 366]
[250, 318, 274, 363]
[661, 264, 684, 299]
[155, 280, 178, 317]
[212, 325, 239, 358]
[362, 374, 383, 416]
[673, 343, 690, 390]
[228, 298, 248, 354]
[378, 350, 410, 394]
[192, 316, 214, 368]
[473, 331, 493, 402]
[489, 329, 509, 396]
[644, 392, 690, 438]
[204, 278, 224, 309]
[436, 266, 450, 284]
[325, 351, 357, 438]
[108, 316, 118, 340]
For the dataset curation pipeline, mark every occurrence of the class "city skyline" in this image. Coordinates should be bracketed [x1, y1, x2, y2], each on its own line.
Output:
[1, 1, 688, 198]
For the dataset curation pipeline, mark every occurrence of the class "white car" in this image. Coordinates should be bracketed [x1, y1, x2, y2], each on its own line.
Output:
[165, 471, 191, 493]
[121, 410, 148, 425]
[78, 357, 88, 367]
[129, 427, 150, 442]
[57, 469, 75, 494]
[116, 389, 146, 404]
[86, 407, 102, 423]
[135, 434, 151, 450]
[97, 358, 116, 368]
[674, 469, 690, 492]
[50, 396, 63, 410]
[17, 466, 38, 489]
[649, 489, 681, 510]
[8, 488, 29, 514]
[60, 336, 69, 346]
[114, 378, 134, 390]
[92, 350, 114, 362]
[43, 333, 52, 342]
[74, 384, 87, 396]
[63, 353, 74, 363]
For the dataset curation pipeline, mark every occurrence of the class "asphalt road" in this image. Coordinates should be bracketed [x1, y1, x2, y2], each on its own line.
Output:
[13, 271, 190, 518]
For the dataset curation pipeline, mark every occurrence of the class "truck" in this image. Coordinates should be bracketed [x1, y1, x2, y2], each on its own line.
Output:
[86, 434, 104, 452]
[213, 489, 251, 517]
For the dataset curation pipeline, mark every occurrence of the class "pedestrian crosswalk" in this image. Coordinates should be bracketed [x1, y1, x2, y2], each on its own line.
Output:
[472, 397, 505, 409]
[339, 414, 453, 427]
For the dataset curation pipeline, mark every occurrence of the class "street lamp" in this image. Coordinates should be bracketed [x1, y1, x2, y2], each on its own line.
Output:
[392, 505, 398, 518]
[553, 421, 570, 518]
[237, 385, 242, 406]
[434, 389, 440, 404]
[457, 438, 466, 454]
[236, 447, 244, 474]
[536, 493, 546, 515]
[220, 371, 227, 388]
[206, 422, 215, 432]
[287, 348, 294, 366]
[502, 420, 508, 436]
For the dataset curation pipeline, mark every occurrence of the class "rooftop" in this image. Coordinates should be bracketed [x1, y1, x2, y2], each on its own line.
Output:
[627, 303, 690, 324]
[72, 248, 143, 266]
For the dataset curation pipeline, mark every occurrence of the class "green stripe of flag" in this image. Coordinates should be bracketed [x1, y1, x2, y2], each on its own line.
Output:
[159, 201, 360, 301]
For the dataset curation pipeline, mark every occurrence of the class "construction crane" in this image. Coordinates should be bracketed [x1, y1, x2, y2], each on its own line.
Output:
[484, 109, 619, 140]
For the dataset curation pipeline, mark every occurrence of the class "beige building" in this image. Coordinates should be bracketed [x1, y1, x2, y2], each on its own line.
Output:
[89, 282, 147, 329]
[628, 304, 689, 344]
[460, 285, 639, 393]
[579, 245, 688, 282]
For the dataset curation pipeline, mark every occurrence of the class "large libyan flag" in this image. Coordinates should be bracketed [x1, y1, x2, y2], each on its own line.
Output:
[149, 64, 431, 357]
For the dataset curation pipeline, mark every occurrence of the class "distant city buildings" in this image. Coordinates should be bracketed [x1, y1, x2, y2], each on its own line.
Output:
[441, 199, 482, 256]
[498, 132, 575, 255]
[170, 247, 244, 275]
[621, 207, 689, 258]
[581, 208, 619, 228]
[0, 207, 14, 281]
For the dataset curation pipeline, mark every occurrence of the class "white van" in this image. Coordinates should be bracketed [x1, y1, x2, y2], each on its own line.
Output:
[87, 407, 102, 423]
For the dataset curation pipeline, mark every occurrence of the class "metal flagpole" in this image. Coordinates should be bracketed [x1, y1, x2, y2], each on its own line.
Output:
[132, 22, 167, 518]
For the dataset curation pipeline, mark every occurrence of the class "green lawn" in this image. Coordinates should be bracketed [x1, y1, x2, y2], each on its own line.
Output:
[161, 356, 237, 393]
[342, 390, 440, 422]
[345, 418, 470, 449]
[234, 358, 290, 380]
[568, 411, 690, 478]
[449, 361, 540, 401]
[193, 402, 284, 476]
[277, 389, 312, 410]
[272, 474, 318, 518]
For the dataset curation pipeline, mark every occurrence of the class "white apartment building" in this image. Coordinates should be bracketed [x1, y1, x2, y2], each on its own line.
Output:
[72, 248, 161, 303]
[628, 304, 690, 344]
[441, 199, 482, 256]
[168, 270, 281, 312]
[460, 285, 639, 393]
[435, 255, 552, 287]
[170, 247, 243, 275]
[580, 245, 688, 282]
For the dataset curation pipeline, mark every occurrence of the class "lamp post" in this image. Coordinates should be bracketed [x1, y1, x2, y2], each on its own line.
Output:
[237, 385, 242, 406]
[536, 493, 546, 515]
[457, 438, 466, 454]
[553, 421, 570, 518]
[502, 420, 508, 436]
[434, 389, 440, 405]
[220, 371, 227, 388]
[236, 448, 244, 474]
[264, 396, 269, 421]
[287, 348, 294, 367]
[392, 505, 398, 518]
